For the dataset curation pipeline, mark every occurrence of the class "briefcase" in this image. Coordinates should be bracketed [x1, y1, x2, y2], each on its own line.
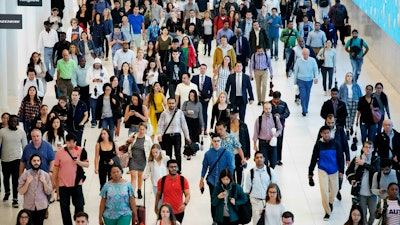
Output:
[344, 24, 351, 37]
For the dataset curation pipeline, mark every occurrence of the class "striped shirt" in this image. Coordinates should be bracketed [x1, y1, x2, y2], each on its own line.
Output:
[249, 52, 273, 75]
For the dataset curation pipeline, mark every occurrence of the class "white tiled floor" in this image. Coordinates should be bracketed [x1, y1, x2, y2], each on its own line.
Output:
[2, 6, 400, 225]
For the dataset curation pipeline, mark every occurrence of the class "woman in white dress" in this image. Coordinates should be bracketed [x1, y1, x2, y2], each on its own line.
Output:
[263, 183, 285, 225]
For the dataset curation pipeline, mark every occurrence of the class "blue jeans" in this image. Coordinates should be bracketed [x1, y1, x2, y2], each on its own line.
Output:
[269, 37, 279, 57]
[258, 140, 277, 168]
[297, 79, 313, 114]
[128, 125, 139, 136]
[101, 117, 115, 137]
[90, 98, 98, 125]
[376, 113, 385, 134]
[44, 47, 54, 77]
[350, 58, 364, 82]
[360, 123, 377, 143]
[284, 47, 292, 66]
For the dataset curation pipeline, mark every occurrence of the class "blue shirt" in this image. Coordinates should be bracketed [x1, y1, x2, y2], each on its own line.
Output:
[127, 14, 144, 34]
[21, 141, 55, 172]
[72, 65, 89, 87]
[201, 147, 234, 186]
[93, 0, 110, 14]
[266, 15, 282, 38]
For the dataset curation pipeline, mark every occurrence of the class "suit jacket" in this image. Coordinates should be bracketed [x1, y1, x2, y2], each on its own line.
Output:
[249, 28, 270, 53]
[191, 74, 213, 101]
[225, 73, 254, 104]
[229, 35, 251, 66]
[320, 99, 348, 127]
[185, 18, 202, 33]
[374, 129, 400, 170]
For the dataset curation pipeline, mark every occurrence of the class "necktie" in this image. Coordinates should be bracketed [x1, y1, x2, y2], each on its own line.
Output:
[238, 37, 242, 52]
[200, 75, 204, 91]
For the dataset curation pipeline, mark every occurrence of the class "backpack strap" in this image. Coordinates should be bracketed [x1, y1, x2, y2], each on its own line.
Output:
[249, 168, 254, 193]
[161, 175, 185, 197]
[160, 176, 166, 196]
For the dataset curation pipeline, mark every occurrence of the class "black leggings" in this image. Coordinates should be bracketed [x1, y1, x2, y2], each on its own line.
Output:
[1, 159, 20, 199]
[103, 36, 109, 57]
[203, 34, 213, 55]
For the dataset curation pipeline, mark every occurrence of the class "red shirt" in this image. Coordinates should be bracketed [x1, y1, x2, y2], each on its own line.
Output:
[54, 146, 88, 187]
[157, 174, 189, 214]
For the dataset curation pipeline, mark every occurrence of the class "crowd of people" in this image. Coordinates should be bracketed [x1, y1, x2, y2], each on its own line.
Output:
[1, 0, 399, 225]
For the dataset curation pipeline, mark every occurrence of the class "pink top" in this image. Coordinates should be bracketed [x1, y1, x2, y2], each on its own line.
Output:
[18, 169, 52, 211]
[133, 58, 148, 85]
[55, 146, 88, 187]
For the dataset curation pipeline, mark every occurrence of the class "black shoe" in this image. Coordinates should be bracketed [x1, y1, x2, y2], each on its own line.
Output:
[336, 191, 342, 201]
[350, 127, 354, 135]
[329, 203, 333, 211]
[323, 213, 330, 221]
[257, 102, 262, 106]
[346, 130, 350, 140]
[137, 189, 142, 199]
[3, 192, 10, 201]
[12, 199, 19, 208]
[302, 112, 306, 117]
[277, 161, 283, 166]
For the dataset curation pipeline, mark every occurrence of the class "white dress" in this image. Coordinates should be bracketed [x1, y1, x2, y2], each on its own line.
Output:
[264, 203, 285, 225]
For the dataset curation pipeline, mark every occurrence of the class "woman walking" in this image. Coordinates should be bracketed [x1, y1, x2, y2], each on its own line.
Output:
[317, 40, 336, 95]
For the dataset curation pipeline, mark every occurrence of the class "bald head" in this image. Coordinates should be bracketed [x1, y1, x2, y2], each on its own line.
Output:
[302, 48, 310, 60]
[383, 119, 393, 134]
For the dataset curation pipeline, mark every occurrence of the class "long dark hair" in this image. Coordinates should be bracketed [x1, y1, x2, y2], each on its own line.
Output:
[157, 203, 178, 225]
[218, 168, 233, 187]
[131, 92, 143, 106]
[28, 52, 42, 68]
[145, 57, 158, 72]
[16, 209, 33, 225]
[22, 86, 41, 104]
[47, 116, 66, 144]
[148, 81, 160, 109]
[119, 62, 130, 76]
[188, 89, 198, 103]
[344, 204, 364, 225]
[97, 128, 114, 143]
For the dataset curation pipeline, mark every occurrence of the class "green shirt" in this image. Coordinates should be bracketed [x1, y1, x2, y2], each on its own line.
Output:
[56, 59, 77, 79]
[280, 28, 300, 48]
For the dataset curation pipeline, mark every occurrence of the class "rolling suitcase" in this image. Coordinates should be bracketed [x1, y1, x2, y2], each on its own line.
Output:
[137, 181, 146, 225]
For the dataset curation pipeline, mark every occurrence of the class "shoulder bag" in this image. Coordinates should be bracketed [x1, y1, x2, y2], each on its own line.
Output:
[159, 109, 178, 150]
[370, 98, 382, 123]
[205, 148, 226, 181]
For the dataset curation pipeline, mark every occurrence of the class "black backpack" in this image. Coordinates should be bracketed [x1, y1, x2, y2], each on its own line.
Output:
[318, 0, 329, 7]
[349, 38, 364, 56]
[333, 5, 346, 22]
[23, 78, 40, 89]
[249, 167, 272, 193]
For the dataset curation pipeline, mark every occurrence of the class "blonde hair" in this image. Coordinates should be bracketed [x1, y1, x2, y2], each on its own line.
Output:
[216, 91, 229, 104]
[103, 8, 112, 20]
[147, 143, 163, 162]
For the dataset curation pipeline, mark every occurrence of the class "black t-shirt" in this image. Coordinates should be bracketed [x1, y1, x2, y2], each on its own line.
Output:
[53, 41, 71, 61]
[357, 95, 379, 125]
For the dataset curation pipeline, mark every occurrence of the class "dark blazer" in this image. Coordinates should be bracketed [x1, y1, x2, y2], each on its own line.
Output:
[185, 18, 202, 33]
[228, 35, 251, 66]
[191, 74, 213, 101]
[249, 28, 269, 53]
[225, 73, 254, 104]
[374, 129, 400, 170]
[320, 99, 348, 127]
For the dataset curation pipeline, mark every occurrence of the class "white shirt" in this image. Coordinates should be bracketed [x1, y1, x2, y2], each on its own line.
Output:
[244, 166, 278, 199]
[175, 82, 199, 108]
[86, 68, 110, 99]
[19, 78, 45, 103]
[255, 29, 260, 46]
[37, 29, 59, 52]
[236, 73, 242, 96]
[113, 49, 136, 69]
[264, 203, 286, 225]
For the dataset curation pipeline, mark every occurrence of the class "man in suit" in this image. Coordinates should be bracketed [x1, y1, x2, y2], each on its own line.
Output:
[191, 64, 213, 132]
[184, 9, 202, 32]
[229, 28, 251, 73]
[249, 21, 270, 53]
[225, 62, 254, 121]
[320, 87, 347, 127]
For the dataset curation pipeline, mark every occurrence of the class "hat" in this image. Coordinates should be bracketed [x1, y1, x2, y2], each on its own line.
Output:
[93, 58, 102, 65]
[323, 15, 330, 19]
[231, 107, 240, 114]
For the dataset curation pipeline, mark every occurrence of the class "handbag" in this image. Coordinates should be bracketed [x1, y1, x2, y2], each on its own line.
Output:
[317, 49, 325, 68]
[256, 209, 266, 225]
[344, 24, 352, 37]
[370, 99, 382, 123]
[45, 71, 53, 82]
[231, 184, 252, 224]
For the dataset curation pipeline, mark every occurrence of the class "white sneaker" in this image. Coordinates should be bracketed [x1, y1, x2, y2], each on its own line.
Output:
[114, 136, 119, 142]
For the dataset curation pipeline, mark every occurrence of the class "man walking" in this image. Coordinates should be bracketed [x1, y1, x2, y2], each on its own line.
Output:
[308, 126, 344, 221]
[191, 64, 213, 131]
[66, 88, 88, 146]
[345, 29, 369, 82]
[155, 159, 190, 223]
[293, 48, 318, 116]
[56, 49, 77, 98]
[53, 133, 89, 225]
[199, 133, 234, 223]
[328, 0, 348, 46]
[37, 20, 58, 77]
[18, 154, 52, 225]
[0, 115, 28, 207]
[166, 50, 187, 98]
[306, 22, 327, 55]
[244, 151, 278, 225]
[269, 91, 290, 166]
[225, 62, 254, 121]
[157, 98, 191, 173]
[253, 102, 283, 168]
[280, 20, 300, 78]
[320, 87, 348, 127]
[249, 46, 273, 105]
